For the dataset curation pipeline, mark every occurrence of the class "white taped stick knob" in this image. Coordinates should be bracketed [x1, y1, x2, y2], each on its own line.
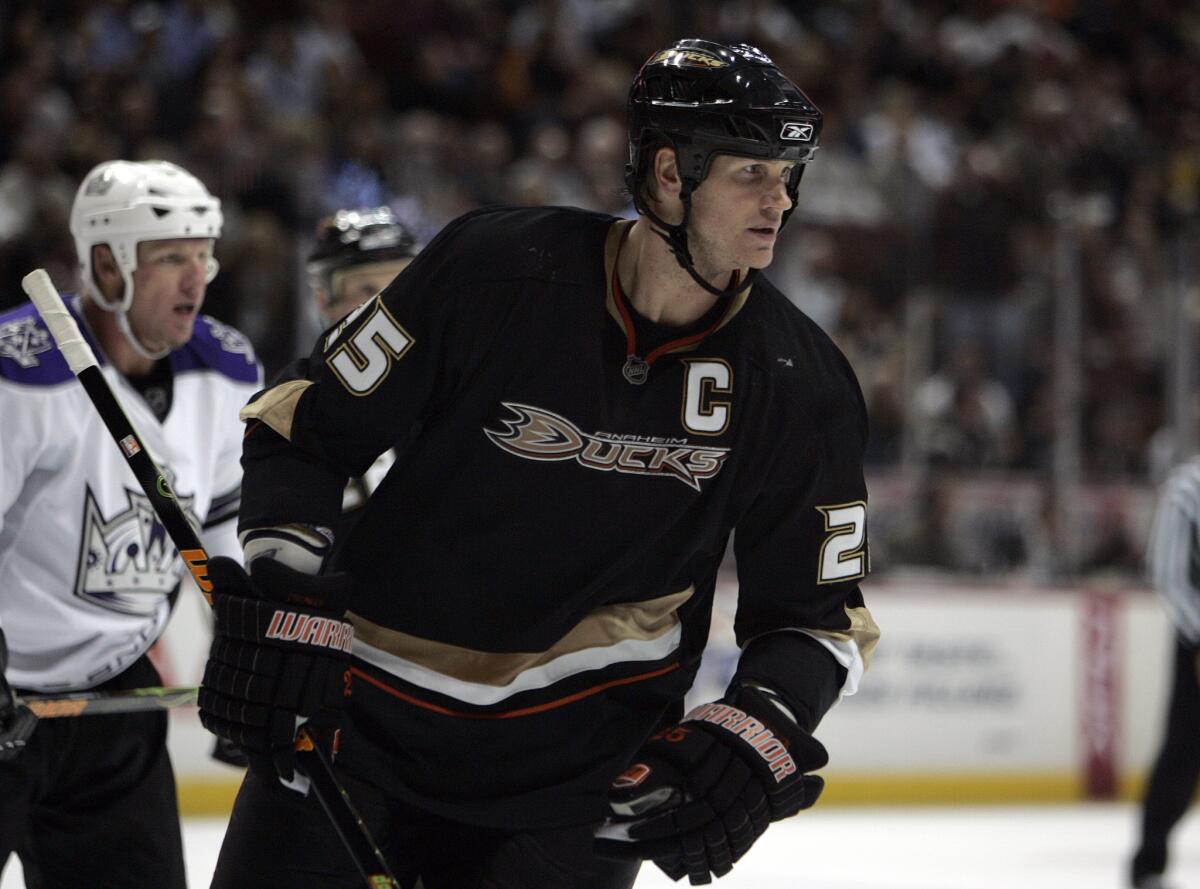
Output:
[21, 269, 99, 375]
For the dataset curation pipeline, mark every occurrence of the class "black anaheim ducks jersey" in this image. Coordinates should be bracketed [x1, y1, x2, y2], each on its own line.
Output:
[239, 206, 878, 829]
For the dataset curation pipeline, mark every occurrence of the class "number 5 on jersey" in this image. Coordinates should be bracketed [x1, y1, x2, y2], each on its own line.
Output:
[326, 302, 413, 396]
[816, 501, 867, 584]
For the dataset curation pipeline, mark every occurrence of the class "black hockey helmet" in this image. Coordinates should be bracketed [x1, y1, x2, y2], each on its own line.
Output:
[625, 39, 823, 295]
[306, 206, 417, 295]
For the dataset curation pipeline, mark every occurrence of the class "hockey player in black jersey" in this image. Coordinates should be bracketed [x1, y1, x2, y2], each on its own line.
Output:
[308, 205, 419, 330]
[200, 39, 879, 888]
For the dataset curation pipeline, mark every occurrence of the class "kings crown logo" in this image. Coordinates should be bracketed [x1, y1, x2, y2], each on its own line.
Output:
[74, 484, 199, 616]
[204, 317, 256, 363]
[0, 316, 53, 368]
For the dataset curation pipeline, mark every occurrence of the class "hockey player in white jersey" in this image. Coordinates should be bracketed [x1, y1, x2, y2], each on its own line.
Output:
[0, 159, 262, 887]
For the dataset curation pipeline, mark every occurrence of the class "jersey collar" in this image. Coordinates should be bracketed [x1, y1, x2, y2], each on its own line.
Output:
[603, 220, 753, 384]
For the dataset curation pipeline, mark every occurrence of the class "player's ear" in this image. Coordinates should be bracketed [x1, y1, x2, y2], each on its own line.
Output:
[650, 147, 684, 224]
[91, 244, 123, 299]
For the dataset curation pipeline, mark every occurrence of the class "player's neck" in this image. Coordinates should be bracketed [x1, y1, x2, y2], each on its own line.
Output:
[82, 299, 156, 377]
[620, 219, 729, 326]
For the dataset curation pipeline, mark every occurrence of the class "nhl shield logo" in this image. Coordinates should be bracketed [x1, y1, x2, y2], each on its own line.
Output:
[780, 121, 814, 141]
[622, 355, 650, 385]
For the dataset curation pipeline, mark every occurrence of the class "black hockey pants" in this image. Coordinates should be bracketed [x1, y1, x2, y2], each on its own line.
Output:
[0, 656, 187, 889]
[211, 765, 641, 889]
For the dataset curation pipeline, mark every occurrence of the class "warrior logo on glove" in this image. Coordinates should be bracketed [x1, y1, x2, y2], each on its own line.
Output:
[264, 609, 354, 653]
[198, 556, 355, 784]
[596, 686, 829, 885]
[685, 701, 797, 782]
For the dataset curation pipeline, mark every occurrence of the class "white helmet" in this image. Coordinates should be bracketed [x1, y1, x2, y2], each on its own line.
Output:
[70, 160, 223, 314]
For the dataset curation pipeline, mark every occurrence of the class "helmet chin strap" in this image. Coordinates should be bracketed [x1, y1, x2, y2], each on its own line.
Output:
[640, 182, 757, 299]
[87, 268, 172, 363]
[114, 307, 171, 362]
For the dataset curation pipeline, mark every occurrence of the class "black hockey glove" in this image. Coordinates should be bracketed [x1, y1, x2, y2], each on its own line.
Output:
[595, 686, 827, 885]
[210, 736, 250, 769]
[0, 628, 36, 762]
[198, 557, 354, 785]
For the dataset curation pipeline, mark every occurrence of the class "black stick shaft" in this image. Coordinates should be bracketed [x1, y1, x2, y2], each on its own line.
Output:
[76, 366, 214, 602]
[297, 727, 398, 889]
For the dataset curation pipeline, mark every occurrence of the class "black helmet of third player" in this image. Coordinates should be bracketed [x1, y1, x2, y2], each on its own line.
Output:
[306, 206, 417, 323]
[626, 39, 823, 296]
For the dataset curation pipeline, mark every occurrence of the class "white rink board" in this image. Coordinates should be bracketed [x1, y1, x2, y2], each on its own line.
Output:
[158, 581, 1173, 787]
[818, 591, 1082, 772]
[687, 582, 1171, 784]
[1122, 600, 1174, 768]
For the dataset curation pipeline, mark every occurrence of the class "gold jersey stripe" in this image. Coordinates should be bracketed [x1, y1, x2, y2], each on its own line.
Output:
[787, 602, 883, 681]
[802, 604, 880, 669]
[348, 586, 693, 688]
[239, 379, 312, 441]
[846, 603, 880, 667]
[349, 660, 682, 720]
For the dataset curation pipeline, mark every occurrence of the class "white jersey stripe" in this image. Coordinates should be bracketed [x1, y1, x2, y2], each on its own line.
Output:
[351, 625, 682, 707]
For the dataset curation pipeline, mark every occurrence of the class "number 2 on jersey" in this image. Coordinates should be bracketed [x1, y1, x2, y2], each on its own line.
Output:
[816, 501, 867, 583]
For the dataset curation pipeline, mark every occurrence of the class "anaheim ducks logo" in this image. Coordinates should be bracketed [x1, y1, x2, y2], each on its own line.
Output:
[484, 403, 729, 492]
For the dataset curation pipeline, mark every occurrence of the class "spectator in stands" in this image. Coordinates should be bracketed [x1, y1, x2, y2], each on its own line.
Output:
[912, 340, 1019, 469]
[0, 0, 1197, 575]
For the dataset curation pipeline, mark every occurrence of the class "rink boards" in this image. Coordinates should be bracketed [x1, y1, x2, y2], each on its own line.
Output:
[155, 580, 1171, 813]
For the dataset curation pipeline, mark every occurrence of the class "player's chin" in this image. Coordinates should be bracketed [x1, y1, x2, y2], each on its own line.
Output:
[743, 246, 776, 270]
[163, 320, 196, 349]
[736, 234, 777, 269]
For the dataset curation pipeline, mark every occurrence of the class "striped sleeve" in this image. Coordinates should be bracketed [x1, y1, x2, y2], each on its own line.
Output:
[1148, 460, 1200, 644]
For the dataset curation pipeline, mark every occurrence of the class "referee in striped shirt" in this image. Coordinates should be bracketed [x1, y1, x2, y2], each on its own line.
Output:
[1131, 458, 1200, 889]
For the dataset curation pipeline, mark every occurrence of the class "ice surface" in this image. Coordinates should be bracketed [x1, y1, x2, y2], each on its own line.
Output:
[1, 803, 1196, 888]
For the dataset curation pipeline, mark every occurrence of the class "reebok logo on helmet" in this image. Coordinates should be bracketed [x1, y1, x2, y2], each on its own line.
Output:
[780, 122, 814, 141]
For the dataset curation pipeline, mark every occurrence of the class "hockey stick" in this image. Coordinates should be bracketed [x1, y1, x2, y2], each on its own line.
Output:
[19, 685, 198, 718]
[21, 270, 400, 889]
[18, 273, 214, 603]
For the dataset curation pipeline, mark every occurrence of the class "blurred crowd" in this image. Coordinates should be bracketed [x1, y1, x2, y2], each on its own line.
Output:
[1, 0, 1196, 578]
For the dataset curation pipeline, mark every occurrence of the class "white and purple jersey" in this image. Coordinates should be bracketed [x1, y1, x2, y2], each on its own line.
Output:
[0, 295, 261, 691]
